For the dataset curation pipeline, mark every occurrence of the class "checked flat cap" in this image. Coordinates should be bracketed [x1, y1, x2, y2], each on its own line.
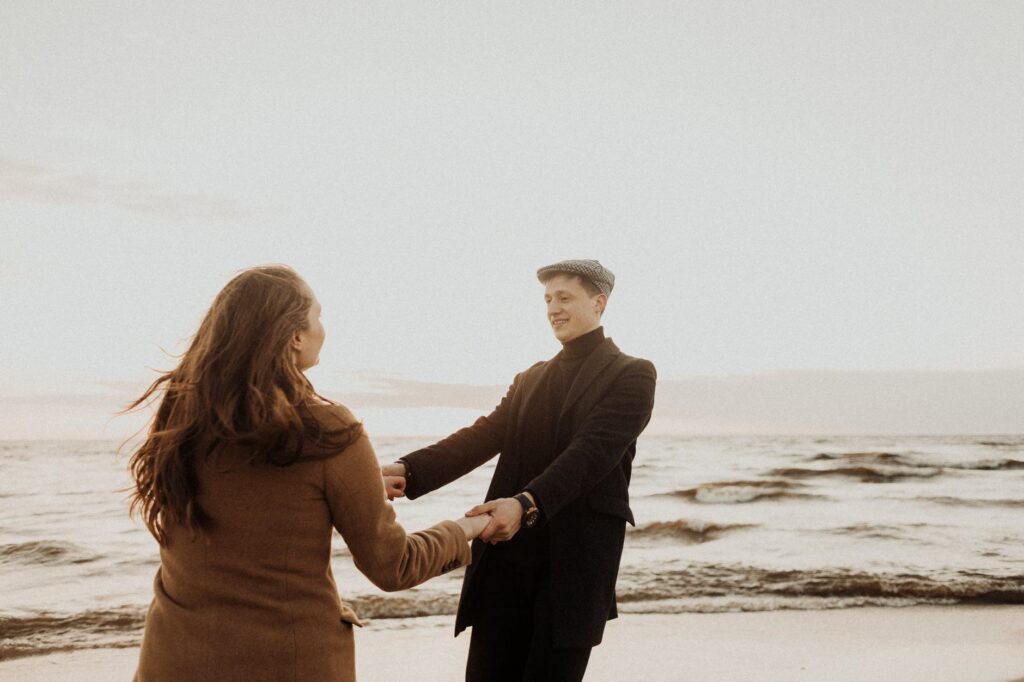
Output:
[536, 259, 615, 296]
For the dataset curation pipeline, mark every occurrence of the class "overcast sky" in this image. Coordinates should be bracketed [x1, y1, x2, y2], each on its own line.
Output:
[1, 2, 1022, 437]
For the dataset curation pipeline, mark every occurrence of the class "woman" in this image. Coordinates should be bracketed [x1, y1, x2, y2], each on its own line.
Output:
[128, 265, 488, 681]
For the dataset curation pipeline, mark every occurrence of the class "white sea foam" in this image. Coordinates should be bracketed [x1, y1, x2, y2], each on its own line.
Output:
[693, 485, 787, 504]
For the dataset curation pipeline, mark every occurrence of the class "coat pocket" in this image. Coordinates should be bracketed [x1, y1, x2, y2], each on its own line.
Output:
[339, 603, 365, 628]
[586, 493, 635, 526]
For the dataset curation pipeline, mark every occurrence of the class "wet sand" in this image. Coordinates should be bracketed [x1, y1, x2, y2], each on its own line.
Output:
[2, 606, 1023, 681]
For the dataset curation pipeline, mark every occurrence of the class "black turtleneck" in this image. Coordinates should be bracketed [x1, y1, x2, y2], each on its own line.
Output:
[494, 325, 606, 563]
[519, 324, 605, 485]
[557, 325, 606, 384]
[562, 325, 606, 357]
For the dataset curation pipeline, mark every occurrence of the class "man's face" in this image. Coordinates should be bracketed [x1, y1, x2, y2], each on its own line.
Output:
[543, 274, 606, 343]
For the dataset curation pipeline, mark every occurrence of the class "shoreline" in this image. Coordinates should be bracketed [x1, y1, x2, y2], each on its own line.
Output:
[2, 605, 1023, 681]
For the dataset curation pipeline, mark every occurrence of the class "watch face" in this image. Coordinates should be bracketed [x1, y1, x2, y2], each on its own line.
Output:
[524, 510, 539, 528]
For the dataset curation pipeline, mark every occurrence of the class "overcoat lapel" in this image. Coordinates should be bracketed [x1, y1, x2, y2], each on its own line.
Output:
[515, 356, 556, 434]
[558, 338, 621, 422]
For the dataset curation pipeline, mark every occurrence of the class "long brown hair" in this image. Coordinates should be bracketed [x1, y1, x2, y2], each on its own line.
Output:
[126, 265, 360, 544]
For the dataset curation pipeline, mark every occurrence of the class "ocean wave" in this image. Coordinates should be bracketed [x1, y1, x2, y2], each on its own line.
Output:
[0, 541, 99, 566]
[976, 438, 1024, 449]
[347, 591, 459, 619]
[917, 496, 1024, 508]
[664, 480, 820, 504]
[811, 451, 907, 463]
[0, 607, 144, 662]
[626, 520, 756, 544]
[616, 564, 1024, 606]
[821, 523, 936, 540]
[811, 451, 1024, 472]
[617, 595, 958, 614]
[944, 459, 1024, 471]
[770, 465, 941, 483]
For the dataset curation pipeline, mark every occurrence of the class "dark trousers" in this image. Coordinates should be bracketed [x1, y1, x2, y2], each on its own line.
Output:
[465, 554, 592, 682]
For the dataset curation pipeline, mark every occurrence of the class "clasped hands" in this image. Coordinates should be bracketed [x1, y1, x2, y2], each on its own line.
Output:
[381, 464, 527, 545]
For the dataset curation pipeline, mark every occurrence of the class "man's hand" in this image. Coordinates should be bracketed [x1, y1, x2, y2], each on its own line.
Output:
[381, 463, 407, 500]
[454, 513, 492, 541]
[465, 498, 524, 544]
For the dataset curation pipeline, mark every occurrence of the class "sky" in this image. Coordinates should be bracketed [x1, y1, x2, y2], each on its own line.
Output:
[1, 2, 1022, 437]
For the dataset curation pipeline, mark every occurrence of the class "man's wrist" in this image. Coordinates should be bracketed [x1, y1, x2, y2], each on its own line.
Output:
[513, 492, 540, 528]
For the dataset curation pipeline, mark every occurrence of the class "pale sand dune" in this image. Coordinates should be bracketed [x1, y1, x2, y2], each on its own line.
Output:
[2, 606, 1023, 681]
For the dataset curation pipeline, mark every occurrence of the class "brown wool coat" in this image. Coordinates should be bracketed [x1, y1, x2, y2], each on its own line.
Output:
[134, 404, 471, 682]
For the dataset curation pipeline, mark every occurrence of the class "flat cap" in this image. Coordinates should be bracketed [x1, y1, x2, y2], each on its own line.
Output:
[536, 259, 615, 296]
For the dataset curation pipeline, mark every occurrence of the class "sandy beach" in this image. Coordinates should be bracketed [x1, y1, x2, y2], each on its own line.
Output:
[2, 606, 1022, 681]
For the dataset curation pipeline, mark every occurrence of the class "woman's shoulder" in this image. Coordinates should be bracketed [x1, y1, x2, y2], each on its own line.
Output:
[306, 400, 360, 428]
[303, 401, 366, 460]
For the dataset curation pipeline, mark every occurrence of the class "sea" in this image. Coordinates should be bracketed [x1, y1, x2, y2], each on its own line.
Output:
[2, 435, 1023, 661]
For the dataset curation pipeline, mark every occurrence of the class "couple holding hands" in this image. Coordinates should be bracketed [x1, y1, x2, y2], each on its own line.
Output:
[130, 259, 656, 682]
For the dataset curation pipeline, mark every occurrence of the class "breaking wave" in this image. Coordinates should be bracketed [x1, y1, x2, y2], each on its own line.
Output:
[917, 496, 1024, 508]
[808, 451, 1024, 472]
[771, 465, 941, 483]
[663, 480, 820, 504]
[0, 607, 144, 662]
[626, 519, 757, 544]
[615, 563, 1024, 609]
[0, 541, 99, 566]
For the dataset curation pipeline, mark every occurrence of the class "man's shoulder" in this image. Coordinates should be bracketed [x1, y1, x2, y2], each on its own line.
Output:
[620, 352, 656, 373]
[527, 358, 550, 371]
[608, 343, 657, 378]
[518, 358, 550, 378]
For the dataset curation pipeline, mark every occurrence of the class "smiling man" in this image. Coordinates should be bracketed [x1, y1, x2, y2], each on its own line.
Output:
[382, 259, 657, 682]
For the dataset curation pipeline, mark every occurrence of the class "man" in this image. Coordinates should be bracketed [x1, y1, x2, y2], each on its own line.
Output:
[382, 259, 656, 682]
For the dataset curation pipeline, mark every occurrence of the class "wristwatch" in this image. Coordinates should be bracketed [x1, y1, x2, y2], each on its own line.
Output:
[514, 493, 540, 528]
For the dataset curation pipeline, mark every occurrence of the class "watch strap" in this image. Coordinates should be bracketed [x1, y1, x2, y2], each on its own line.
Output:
[513, 493, 534, 513]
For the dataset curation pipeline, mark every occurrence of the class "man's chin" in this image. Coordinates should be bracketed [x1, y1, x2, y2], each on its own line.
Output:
[552, 328, 575, 343]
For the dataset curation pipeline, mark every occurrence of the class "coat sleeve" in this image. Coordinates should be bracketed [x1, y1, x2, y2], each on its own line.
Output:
[321, 412, 472, 593]
[525, 359, 657, 521]
[399, 371, 524, 499]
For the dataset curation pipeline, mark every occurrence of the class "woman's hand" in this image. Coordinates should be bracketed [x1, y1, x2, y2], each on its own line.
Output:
[465, 497, 524, 544]
[383, 476, 406, 500]
[380, 463, 407, 500]
[454, 513, 492, 541]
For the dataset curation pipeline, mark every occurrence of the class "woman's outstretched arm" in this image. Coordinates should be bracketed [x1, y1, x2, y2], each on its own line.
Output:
[321, 411, 484, 592]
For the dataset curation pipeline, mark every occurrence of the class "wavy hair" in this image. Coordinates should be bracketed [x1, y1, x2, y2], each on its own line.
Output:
[126, 265, 361, 544]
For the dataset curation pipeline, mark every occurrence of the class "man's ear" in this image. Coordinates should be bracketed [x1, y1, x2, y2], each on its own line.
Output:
[595, 293, 608, 315]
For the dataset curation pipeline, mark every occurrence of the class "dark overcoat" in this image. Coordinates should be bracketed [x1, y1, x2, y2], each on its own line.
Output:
[402, 337, 657, 648]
